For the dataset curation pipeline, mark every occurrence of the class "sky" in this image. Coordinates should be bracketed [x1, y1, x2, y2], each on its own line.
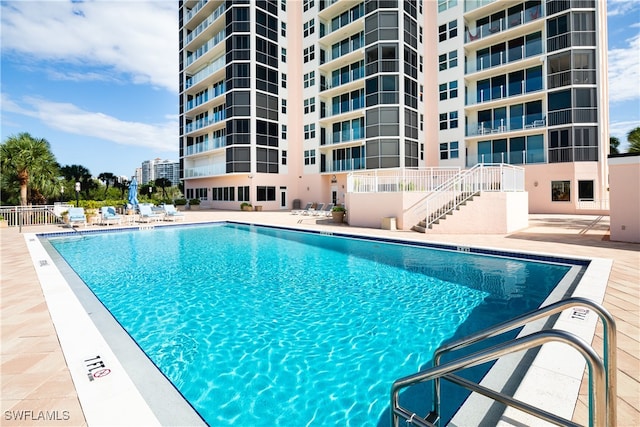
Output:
[1, 0, 639, 179]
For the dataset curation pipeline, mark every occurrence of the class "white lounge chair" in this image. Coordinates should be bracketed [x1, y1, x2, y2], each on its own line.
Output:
[100, 206, 122, 225]
[302, 203, 323, 215]
[292, 202, 313, 215]
[68, 207, 87, 227]
[139, 204, 162, 223]
[163, 204, 185, 221]
[314, 203, 334, 216]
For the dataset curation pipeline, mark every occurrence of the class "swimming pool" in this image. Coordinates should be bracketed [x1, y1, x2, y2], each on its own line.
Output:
[45, 223, 583, 426]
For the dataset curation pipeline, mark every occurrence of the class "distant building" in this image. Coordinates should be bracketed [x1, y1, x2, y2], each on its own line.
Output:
[141, 158, 181, 186]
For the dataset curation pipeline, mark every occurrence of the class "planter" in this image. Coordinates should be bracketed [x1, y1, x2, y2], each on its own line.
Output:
[189, 205, 200, 210]
[241, 205, 253, 211]
[254, 205, 263, 211]
[331, 211, 345, 223]
[175, 205, 186, 211]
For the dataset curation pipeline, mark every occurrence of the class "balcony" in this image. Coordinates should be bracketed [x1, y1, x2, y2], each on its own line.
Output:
[185, 55, 226, 90]
[183, 162, 226, 178]
[321, 157, 366, 173]
[185, 110, 226, 134]
[185, 136, 226, 156]
[184, 3, 226, 46]
[466, 148, 546, 167]
[465, 4, 543, 43]
[466, 117, 546, 137]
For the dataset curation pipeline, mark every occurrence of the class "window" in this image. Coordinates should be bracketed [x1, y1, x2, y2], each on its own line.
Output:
[237, 186, 250, 202]
[304, 123, 316, 139]
[303, 71, 315, 88]
[578, 180, 594, 201]
[304, 97, 315, 114]
[281, 47, 286, 63]
[303, 0, 313, 12]
[438, 0, 458, 13]
[438, 20, 457, 42]
[552, 180, 571, 202]
[282, 150, 287, 165]
[281, 124, 287, 139]
[439, 50, 457, 71]
[439, 113, 448, 130]
[303, 19, 315, 37]
[304, 149, 316, 165]
[212, 187, 235, 201]
[440, 141, 459, 160]
[282, 73, 287, 88]
[281, 22, 286, 37]
[449, 111, 458, 128]
[257, 186, 276, 201]
[303, 46, 315, 63]
[439, 80, 458, 100]
[281, 99, 287, 114]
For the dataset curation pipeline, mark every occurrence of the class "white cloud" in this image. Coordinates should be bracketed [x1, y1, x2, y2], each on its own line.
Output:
[609, 119, 640, 151]
[607, 0, 639, 17]
[608, 34, 640, 103]
[1, 0, 178, 92]
[5, 94, 177, 151]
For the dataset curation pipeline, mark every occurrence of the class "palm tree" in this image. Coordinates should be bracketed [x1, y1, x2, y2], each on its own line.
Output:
[98, 172, 116, 198]
[609, 136, 620, 155]
[0, 132, 59, 206]
[155, 177, 172, 199]
[628, 127, 640, 153]
[60, 164, 94, 199]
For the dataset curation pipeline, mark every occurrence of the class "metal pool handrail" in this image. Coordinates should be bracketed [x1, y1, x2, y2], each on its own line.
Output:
[390, 297, 616, 427]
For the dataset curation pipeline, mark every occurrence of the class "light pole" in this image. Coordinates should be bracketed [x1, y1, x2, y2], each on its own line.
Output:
[60, 185, 64, 203]
[75, 182, 81, 207]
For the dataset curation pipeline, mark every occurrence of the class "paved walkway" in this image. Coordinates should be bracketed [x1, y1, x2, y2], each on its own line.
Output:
[1, 211, 638, 426]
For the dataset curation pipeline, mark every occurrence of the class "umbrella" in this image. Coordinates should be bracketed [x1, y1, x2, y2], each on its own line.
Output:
[128, 177, 139, 209]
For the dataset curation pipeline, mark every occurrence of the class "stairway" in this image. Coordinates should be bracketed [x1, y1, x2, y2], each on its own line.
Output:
[412, 191, 479, 232]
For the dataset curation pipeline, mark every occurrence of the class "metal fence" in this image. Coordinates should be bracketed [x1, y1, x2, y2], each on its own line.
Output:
[0, 204, 71, 229]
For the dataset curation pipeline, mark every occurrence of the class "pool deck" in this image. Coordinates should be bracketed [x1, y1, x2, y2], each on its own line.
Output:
[1, 210, 638, 426]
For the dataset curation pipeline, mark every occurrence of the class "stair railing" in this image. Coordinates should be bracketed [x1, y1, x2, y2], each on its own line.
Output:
[390, 297, 616, 427]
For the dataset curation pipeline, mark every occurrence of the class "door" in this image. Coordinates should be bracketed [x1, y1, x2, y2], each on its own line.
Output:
[280, 187, 287, 209]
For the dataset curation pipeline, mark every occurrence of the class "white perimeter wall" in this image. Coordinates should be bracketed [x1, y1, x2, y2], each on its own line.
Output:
[609, 155, 640, 243]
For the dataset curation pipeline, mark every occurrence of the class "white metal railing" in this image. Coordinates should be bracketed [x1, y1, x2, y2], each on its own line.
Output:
[0, 205, 70, 229]
[577, 199, 610, 211]
[347, 168, 461, 193]
[183, 163, 226, 178]
[418, 164, 524, 229]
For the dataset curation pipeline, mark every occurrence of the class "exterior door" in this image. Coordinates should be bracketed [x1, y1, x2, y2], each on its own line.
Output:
[280, 187, 287, 209]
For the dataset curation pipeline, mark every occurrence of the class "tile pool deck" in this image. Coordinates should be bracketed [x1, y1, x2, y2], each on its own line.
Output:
[1, 211, 638, 426]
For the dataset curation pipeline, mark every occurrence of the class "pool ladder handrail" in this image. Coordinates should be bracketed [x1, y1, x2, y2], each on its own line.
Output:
[390, 297, 617, 427]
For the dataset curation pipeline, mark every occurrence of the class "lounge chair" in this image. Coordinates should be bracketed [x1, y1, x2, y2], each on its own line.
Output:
[68, 207, 87, 227]
[292, 202, 313, 215]
[302, 203, 323, 215]
[314, 203, 334, 217]
[100, 206, 122, 225]
[163, 204, 185, 221]
[138, 204, 162, 223]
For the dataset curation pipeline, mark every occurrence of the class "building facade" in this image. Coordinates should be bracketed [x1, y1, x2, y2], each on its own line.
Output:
[437, 0, 609, 213]
[141, 158, 181, 187]
[179, 0, 608, 214]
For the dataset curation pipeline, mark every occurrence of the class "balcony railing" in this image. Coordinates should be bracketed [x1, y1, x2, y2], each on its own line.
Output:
[466, 117, 546, 137]
[185, 136, 226, 155]
[467, 148, 546, 167]
[185, 55, 226, 89]
[185, 110, 226, 134]
[348, 168, 462, 193]
[185, 3, 226, 45]
[186, 83, 226, 111]
[322, 129, 365, 146]
[322, 157, 366, 173]
[186, 0, 208, 23]
[183, 163, 226, 178]
[465, 5, 543, 43]
[186, 29, 226, 67]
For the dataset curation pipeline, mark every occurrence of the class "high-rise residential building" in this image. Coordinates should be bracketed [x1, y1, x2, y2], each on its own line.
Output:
[179, 0, 608, 215]
[438, 0, 609, 213]
[141, 158, 181, 187]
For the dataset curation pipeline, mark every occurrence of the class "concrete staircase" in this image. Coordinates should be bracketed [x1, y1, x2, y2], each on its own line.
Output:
[412, 192, 479, 233]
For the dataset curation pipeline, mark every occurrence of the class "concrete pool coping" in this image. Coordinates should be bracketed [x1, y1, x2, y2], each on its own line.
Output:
[24, 219, 611, 426]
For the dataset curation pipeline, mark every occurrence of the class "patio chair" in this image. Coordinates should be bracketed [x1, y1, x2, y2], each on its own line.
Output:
[314, 203, 334, 216]
[163, 204, 185, 221]
[302, 203, 324, 215]
[292, 202, 313, 215]
[100, 206, 122, 225]
[68, 207, 87, 227]
[138, 204, 162, 223]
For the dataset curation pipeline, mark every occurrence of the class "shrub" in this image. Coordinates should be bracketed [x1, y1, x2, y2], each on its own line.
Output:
[331, 205, 346, 212]
[174, 198, 187, 206]
[189, 198, 201, 205]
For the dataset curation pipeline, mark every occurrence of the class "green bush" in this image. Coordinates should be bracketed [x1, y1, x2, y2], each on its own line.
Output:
[174, 198, 187, 206]
[331, 205, 346, 212]
[189, 198, 201, 205]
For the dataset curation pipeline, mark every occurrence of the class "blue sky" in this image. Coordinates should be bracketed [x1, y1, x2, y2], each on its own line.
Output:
[1, 0, 639, 179]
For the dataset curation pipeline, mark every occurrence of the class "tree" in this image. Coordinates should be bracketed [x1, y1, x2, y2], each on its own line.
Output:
[609, 136, 620, 155]
[98, 172, 116, 198]
[628, 127, 640, 153]
[155, 177, 172, 199]
[0, 132, 59, 206]
[60, 164, 95, 199]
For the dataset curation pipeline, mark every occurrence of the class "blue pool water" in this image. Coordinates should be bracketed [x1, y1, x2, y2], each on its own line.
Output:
[48, 223, 573, 426]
